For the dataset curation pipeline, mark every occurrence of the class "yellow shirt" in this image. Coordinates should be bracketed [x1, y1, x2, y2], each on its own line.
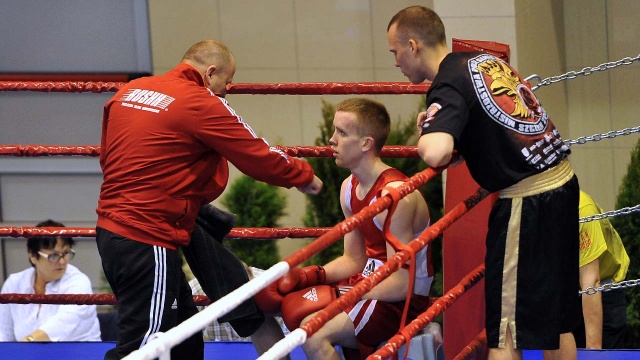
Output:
[579, 191, 630, 282]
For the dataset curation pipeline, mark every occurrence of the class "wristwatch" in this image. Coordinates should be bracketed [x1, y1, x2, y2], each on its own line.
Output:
[25, 335, 35, 342]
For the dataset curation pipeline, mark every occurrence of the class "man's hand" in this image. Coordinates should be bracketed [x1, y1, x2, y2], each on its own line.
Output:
[416, 111, 427, 131]
[297, 175, 323, 195]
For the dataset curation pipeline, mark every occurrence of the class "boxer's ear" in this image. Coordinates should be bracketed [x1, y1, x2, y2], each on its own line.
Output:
[361, 136, 374, 152]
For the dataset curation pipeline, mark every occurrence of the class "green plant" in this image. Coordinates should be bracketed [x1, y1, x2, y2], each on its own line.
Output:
[610, 137, 640, 348]
[221, 175, 287, 269]
[303, 98, 444, 297]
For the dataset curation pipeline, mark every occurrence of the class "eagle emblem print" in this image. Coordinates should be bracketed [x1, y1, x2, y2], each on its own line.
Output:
[470, 54, 548, 135]
[469, 54, 569, 169]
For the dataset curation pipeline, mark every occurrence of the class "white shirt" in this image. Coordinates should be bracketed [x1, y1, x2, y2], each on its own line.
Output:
[0, 264, 101, 341]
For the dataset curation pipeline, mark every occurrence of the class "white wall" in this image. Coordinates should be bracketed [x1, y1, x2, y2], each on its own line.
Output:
[0, 0, 151, 73]
[0, 0, 151, 289]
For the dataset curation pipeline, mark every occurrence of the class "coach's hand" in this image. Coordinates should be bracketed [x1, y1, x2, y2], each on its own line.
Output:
[297, 175, 323, 195]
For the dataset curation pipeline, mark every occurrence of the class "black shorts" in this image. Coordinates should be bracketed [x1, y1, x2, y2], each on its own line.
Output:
[485, 171, 580, 350]
[96, 227, 203, 360]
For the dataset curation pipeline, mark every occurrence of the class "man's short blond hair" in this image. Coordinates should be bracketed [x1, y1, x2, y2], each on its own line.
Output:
[337, 98, 390, 154]
[388, 6, 446, 48]
[181, 39, 234, 71]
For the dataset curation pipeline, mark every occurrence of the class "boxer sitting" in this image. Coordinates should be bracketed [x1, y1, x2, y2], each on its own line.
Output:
[255, 98, 434, 360]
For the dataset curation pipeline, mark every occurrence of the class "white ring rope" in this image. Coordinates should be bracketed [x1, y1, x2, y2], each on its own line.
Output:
[123, 262, 291, 360]
[258, 328, 308, 360]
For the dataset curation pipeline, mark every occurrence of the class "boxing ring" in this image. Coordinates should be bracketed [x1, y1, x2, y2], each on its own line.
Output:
[1, 40, 639, 360]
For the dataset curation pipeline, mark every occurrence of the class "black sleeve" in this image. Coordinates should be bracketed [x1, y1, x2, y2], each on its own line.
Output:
[420, 84, 470, 144]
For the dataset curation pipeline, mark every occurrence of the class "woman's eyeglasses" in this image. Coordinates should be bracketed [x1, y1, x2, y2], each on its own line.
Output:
[37, 249, 76, 263]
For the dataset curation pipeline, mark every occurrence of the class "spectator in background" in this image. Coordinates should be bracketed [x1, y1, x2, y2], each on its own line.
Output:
[0, 219, 101, 342]
[575, 191, 630, 349]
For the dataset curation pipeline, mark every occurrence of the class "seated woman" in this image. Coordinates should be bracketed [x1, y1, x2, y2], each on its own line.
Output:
[0, 219, 101, 342]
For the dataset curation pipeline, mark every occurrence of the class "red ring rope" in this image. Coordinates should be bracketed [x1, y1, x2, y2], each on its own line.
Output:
[369, 264, 486, 360]
[0, 81, 125, 93]
[0, 293, 212, 306]
[452, 329, 487, 360]
[228, 82, 431, 95]
[0, 145, 418, 158]
[299, 187, 489, 342]
[0, 226, 331, 239]
[379, 185, 418, 336]
[0, 81, 430, 94]
[0, 145, 102, 157]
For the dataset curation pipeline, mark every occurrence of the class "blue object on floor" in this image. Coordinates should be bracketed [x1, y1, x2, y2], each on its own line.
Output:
[0, 341, 308, 359]
[523, 349, 640, 360]
[0, 342, 637, 359]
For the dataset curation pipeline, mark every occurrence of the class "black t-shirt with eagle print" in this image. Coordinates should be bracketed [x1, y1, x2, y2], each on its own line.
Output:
[420, 52, 570, 192]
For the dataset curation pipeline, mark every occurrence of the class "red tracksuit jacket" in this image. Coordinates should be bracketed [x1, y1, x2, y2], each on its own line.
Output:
[96, 63, 314, 250]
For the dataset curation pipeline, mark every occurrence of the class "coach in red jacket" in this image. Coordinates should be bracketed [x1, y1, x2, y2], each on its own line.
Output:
[95, 39, 322, 360]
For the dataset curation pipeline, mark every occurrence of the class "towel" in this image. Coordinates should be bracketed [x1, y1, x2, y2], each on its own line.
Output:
[183, 204, 265, 337]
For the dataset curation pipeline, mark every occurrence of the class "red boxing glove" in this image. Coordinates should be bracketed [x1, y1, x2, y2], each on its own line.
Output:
[254, 280, 285, 314]
[281, 285, 338, 330]
[278, 265, 326, 294]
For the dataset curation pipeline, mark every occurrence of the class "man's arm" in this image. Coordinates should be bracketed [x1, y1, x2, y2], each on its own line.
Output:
[361, 183, 423, 302]
[199, 99, 319, 190]
[323, 178, 369, 283]
[417, 132, 455, 168]
[580, 258, 603, 349]
[579, 198, 608, 349]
